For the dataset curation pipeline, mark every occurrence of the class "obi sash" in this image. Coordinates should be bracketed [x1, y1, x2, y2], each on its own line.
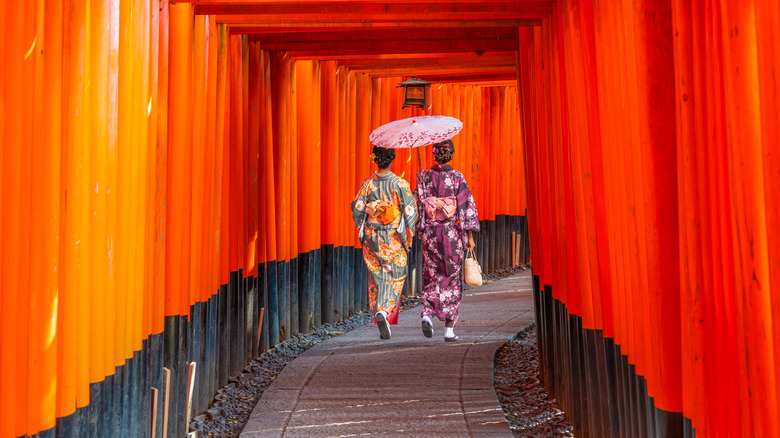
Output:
[360, 199, 409, 251]
[424, 196, 457, 221]
[365, 200, 400, 225]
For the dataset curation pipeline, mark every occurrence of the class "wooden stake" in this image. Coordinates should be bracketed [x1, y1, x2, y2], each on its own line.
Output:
[150, 387, 159, 438]
[511, 232, 516, 266]
[162, 367, 171, 438]
[519, 234, 524, 265]
[186, 362, 198, 431]
[258, 307, 265, 349]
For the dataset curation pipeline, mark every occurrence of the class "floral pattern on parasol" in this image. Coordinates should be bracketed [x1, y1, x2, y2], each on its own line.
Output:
[369, 115, 463, 149]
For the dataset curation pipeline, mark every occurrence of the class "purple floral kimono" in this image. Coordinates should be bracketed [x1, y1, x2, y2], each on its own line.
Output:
[414, 164, 479, 323]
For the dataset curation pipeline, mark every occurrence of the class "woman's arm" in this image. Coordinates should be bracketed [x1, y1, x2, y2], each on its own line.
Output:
[456, 177, 480, 232]
[351, 179, 371, 229]
[399, 179, 418, 233]
[413, 172, 426, 231]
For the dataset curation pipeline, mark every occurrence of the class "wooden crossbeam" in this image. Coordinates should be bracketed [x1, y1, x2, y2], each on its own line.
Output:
[359, 66, 517, 78]
[436, 80, 518, 86]
[336, 56, 515, 70]
[187, 0, 552, 3]
[287, 50, 515, 58]
[188, 1, 535, 87]
[296, 51, 516, 61]
[226, 20, 542, 31]
[246, 27, 519, 43]
[414, 72, 518, 83]
[258, 38, 518, 53]
[194, 2, 555, 17]
[232, 25, 529, 34]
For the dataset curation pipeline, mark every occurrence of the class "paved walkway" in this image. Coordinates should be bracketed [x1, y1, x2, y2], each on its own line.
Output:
[241, 271, 535, 437]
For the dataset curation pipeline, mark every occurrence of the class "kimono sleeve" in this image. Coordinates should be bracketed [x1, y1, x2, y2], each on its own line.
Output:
[456, 176, 480, 232]
[413, 171, 427, 231]
[398, 178, 418, 237]
[351, 179, 371, 229]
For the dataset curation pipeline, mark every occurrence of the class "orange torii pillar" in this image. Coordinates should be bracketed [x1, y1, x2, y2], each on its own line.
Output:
[521, 1, 780, 437]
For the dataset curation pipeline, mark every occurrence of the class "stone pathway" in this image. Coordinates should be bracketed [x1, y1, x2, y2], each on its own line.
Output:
[241, 272, 535, 437]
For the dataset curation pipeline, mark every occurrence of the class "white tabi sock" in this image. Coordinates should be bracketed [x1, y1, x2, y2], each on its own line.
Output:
[444, 327, 455, 338]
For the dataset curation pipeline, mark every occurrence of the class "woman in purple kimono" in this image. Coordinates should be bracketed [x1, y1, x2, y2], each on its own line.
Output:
[414, 139, 479, 342]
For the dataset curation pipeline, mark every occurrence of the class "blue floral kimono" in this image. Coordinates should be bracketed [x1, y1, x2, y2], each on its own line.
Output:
[351, 172, 418, 325]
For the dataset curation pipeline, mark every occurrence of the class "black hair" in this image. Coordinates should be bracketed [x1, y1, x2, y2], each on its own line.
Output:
[433, 139, 455, 164]
[372, 145, 396, 169]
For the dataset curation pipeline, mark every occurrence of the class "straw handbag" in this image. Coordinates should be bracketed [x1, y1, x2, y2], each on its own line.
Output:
[464, 248, 483, 288]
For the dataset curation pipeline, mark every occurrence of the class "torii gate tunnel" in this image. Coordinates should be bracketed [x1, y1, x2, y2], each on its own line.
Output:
[1, 1, 779, 437]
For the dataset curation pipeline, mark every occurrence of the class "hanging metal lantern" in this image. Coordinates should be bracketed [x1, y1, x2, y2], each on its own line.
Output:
[397, 76, 433, 109]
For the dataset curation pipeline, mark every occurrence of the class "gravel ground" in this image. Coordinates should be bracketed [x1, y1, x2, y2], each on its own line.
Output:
[196, 266, 572, 438]
[494, 325, 574, 437]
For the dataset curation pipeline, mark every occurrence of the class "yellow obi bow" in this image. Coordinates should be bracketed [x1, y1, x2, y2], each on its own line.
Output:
[366, 200, 400, 224]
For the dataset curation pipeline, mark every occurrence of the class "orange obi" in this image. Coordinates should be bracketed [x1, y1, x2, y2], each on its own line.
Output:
[424, 196, 457, 220]
[366, 200, 400, 225]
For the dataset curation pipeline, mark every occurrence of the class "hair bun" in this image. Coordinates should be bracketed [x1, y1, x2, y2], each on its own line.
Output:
[433, 139, 455, 164]
[372, 145, 396, 168]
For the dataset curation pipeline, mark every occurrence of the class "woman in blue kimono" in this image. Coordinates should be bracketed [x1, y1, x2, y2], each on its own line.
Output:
[351, 146, 418, 340]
